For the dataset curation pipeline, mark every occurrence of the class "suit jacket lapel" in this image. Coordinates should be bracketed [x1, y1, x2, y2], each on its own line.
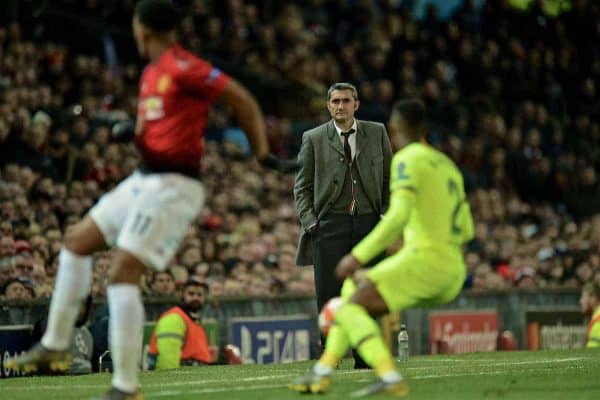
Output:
[327, 120, 345, 157]
[355, 120, 366, 159]
[354, 121, 379, 211]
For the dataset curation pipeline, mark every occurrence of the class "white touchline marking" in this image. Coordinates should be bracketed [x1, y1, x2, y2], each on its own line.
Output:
[146, 384, 285, 397]
[406, 357, 584, 364]
[0, 357, 588, 392]
[403, 357, 585, 370]
[418, 363, 587, 381]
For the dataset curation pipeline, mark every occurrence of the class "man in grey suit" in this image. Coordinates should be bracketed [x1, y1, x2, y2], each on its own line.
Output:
[294, 82, 392, 367]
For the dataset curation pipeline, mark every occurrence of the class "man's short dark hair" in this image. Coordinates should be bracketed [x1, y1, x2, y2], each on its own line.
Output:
[392, 98, 426, 129]
[327, 82, 358, 101]
[135, 0, 180, 33]
[183, 278, 209, 293]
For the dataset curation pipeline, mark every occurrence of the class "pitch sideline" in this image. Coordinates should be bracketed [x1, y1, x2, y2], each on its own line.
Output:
[0, 356, 587, 393]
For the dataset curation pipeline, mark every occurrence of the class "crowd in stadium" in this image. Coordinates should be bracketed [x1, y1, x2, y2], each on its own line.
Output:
[1, 0, 599, 301]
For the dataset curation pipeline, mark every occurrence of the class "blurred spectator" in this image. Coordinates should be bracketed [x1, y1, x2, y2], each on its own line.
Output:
[149, 271, 176, 297]
[147, 280, 213, 369]
[580, 282, 600, 348]
[0, 0, 598, 299]
[2, 276, 35, 300]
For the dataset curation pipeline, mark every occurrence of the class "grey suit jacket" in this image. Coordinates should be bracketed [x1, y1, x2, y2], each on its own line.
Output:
[293, 119, 393, 265]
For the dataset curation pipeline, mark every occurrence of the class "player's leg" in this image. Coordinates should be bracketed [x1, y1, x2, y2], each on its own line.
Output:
[334, 282, 409, 397]
[318, 277, 357, 369]
[351, 213, 384, 370]
[290, 258, 405, 397]
[102, 249, 146, 400]
[290, 278, 356, 393]
[97, 173, 205, 400]
[42, 173, 141, 352]
[5, 214, 108, 373]
[343, 248, 465, 397]
[40, 173, 141, 359]
[42, 216, 106, 350]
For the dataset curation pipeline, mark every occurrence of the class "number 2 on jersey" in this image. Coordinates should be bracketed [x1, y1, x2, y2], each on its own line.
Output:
[448, 179, 463, 236]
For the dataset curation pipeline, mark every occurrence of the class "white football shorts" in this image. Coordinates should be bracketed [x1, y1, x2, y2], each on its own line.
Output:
[89, 170, 204, 271]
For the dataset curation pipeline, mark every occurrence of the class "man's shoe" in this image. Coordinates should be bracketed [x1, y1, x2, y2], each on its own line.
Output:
[350, 379, 409, 397]
[4, 342, 72, 374]
[289, 370, 332, 394]
[91, 387, 144, 400]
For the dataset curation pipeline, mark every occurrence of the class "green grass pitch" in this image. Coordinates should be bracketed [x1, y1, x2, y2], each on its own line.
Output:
[1, 349, 599, 399]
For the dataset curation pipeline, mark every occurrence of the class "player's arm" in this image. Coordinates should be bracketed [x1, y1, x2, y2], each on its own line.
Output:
[457, 199, 475, 245]
[293, 132, 317, 233]
[155, 313, 187, 370]
[586, 319, 600, 348]
[217, 79, 269, 160]
[351, 187, 415, 264]
[176, 59, 282, 168]
[180, 57, 297, 172]
[217, 79, 299, 172]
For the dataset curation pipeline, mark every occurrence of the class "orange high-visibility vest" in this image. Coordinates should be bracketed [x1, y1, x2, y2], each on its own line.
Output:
[148, 306, 211, 364]
[585, 313, 600, 347]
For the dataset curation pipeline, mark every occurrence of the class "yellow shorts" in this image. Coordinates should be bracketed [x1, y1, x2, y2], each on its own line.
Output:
[365, 246, 466, 312]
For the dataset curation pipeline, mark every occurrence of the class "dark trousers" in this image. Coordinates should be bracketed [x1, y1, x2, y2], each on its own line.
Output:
[312, 213, 381, 367]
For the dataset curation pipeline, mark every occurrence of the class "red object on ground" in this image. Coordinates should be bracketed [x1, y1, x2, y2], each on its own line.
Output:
[498, 330, 518, 351]
[225, 344, 242, 365]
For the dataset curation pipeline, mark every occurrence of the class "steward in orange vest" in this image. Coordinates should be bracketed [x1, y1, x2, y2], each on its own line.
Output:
[148, 280, 212, 369]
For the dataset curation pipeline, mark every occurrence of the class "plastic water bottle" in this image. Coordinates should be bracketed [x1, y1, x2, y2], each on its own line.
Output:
[397, 324, 409, 362]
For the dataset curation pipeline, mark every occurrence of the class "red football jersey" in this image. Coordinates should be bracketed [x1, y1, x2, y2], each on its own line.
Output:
[135, 44, 230, 171]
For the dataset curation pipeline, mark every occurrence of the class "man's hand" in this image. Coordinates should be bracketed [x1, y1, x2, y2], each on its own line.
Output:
[335, 254, 362, 281]
[259, 153, 300, 173]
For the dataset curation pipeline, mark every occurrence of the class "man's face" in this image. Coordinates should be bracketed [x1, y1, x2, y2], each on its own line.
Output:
[327, 90, 359, 125]
[14, 254, 34, 277]
[152, 272, 175, 296]
[0, 222, 12, 236]
[194, 262, 210, 277]
[45, 229, 61, 242]
[181, 247, 202, 268]
[182, 285, 206, 312]
[0, 202, 15, 220]
[30, 235, 47, 251]
[14, 196, 28, 218]
[5, 281, 32, 300]
[0, 236, 15, 257]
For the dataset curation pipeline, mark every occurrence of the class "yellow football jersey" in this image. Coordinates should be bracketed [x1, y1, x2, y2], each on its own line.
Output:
[390, 142, 474, 248]
[586, 306, 600, 348]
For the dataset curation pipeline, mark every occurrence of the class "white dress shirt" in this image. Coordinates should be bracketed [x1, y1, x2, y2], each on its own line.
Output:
[334, 119, 358, 160]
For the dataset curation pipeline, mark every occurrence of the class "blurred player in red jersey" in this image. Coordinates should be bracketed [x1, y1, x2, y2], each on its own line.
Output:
[6, 1, 287, 399]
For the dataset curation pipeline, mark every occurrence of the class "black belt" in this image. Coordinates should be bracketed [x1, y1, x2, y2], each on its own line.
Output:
[137, 162, 201, 180]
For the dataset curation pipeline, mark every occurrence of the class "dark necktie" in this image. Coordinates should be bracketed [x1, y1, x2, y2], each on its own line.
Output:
[341, 129, 355, 163]
[341, 129, 357, 215]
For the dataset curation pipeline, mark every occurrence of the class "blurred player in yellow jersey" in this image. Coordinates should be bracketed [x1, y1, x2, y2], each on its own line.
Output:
[290, 98, 474, 397]
[580, 282, 600, 348]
